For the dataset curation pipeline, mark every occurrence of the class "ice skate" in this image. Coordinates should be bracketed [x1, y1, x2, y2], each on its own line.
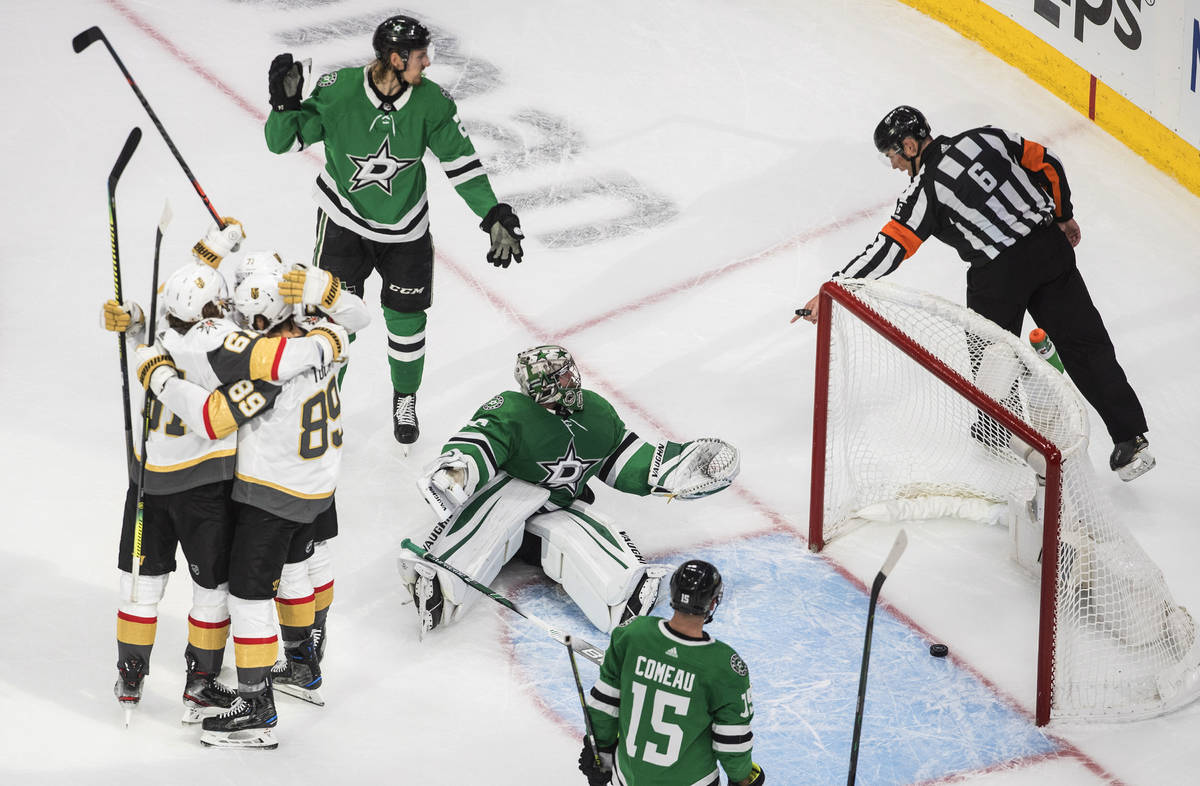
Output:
[393, 391, 419, 454]
[181, 654, 238, 724]
[1110, 434, 1155, 482]
[200, 687, 278, 750]
[270, 636, 324, 706]
[114, 655, 147, 727]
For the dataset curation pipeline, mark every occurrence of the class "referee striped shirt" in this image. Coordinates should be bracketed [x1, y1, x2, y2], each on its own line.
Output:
[838, 126, 1074, 278]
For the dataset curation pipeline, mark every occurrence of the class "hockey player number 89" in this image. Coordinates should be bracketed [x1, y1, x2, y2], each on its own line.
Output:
[625, 682, 689, 766]
[299, 378, 343, 459]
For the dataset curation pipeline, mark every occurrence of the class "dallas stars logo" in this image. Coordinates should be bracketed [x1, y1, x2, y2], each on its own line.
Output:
[537, 439, 599, 495]
[346, 137, 418, 195]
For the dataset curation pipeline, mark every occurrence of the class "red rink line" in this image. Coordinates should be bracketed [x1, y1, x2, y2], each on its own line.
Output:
[105, 4, 1122, 781]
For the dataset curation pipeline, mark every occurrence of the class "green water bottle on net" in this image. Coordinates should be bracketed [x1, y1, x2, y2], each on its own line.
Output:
[1029, 328, 1065, 373]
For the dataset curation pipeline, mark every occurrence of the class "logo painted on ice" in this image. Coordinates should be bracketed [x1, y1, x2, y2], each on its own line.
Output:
[1033, 0, 1145, 51]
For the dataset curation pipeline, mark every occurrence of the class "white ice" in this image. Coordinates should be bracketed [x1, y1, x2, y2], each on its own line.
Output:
[4, 0, 1198, 783]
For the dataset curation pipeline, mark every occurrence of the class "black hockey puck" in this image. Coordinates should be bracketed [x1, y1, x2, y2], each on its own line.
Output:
[794, 308, 812, 317]
[929, 643, 949, 658]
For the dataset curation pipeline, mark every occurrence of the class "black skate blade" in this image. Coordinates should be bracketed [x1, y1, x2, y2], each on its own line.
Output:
[200, 728, 279, 750]
[274, 683, 325, 707]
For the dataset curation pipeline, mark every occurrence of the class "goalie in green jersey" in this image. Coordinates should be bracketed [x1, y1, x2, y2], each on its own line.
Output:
[264, 15, 525, 450]
[398, 345, 741, 634]
[581, 561, 765, 786]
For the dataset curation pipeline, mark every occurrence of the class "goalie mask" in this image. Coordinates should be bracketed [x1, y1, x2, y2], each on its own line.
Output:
[669, 560, 723, 623]
[234, 270, 292, 332]
[162, 261, 229, 324]
[514, 345, 583, 415]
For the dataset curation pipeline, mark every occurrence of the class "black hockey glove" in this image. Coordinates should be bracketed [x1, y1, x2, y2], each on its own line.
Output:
[577, 736, 614, 786]
[268, 53, 304, 112]
[480, 202, 524, 268]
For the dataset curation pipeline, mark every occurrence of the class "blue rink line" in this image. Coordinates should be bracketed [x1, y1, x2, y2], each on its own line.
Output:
[507, 532, 1059, 785]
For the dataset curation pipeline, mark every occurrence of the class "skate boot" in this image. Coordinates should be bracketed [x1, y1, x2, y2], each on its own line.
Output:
[182, 653, 238, 724]
[1110, 434, 1155, 482]
[200, 686, 278, 750]
[393, 391, 419, 450]
[114, 655, 147, 727]
[312, 624, 326, 664]
[270, 636, 323, 706]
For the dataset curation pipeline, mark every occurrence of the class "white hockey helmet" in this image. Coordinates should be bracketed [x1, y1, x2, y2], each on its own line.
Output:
[161, 261, 229, 323]
[234, 270, 293, 331]
[234, 250, 288, 287]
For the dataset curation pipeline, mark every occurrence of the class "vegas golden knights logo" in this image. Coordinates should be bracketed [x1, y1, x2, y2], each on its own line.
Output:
[251, 287, 260, 299]
[194, 276, 207, 289]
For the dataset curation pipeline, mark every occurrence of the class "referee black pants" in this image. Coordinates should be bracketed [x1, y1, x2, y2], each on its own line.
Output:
[966, 225, 1147, 444]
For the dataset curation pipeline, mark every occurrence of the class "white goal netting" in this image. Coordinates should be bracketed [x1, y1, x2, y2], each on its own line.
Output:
[815, 279, 1200, 723]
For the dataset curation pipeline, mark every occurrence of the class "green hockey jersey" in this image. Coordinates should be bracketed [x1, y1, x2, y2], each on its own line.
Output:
[441, 389, 680, 511]
[586, 616, 755, 786]
[264, 66, 498, 243]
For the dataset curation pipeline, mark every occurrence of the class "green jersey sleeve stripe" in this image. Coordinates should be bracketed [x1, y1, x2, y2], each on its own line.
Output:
[447, 434, 498, 477]
[598, 431, 642, 484]
[711, 723, 752, 735]
[586, 689, 620, 717]
[712, 737, 753, 753]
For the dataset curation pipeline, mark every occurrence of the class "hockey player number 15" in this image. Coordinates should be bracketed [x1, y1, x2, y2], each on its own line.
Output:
[625, 682, 689, 766]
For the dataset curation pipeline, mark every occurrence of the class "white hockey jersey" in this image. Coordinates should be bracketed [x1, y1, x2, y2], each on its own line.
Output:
[131, 316, 331, 494]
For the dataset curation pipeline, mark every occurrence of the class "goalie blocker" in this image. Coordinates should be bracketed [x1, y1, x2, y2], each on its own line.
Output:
[402, 344, 740, 634]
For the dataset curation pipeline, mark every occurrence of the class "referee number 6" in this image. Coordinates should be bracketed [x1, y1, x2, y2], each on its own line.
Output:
[968, 162, 997, 192]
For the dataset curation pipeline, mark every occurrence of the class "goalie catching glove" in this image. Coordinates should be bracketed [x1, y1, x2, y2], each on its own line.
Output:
[279, 264, 341, 310]
[417, 450, 475, 521]
[480, 203, 524, 268]
[648, 438, 740, 500]
[101, 299, 144, 333]
[133, 342, 177, 398]
[192, 218, 246, 268]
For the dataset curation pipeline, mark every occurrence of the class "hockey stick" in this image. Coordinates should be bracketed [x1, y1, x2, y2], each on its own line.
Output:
[400, 538, 606, 666]
[108, 128, 142, 468]
[565, 635, 604, 771]
[130, 201, 173, 603]
[73, 26, 225, 228]
[847, 529, 908, 786]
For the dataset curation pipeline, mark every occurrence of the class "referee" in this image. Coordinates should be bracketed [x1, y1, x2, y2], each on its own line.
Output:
[797, 106, 1153, 481]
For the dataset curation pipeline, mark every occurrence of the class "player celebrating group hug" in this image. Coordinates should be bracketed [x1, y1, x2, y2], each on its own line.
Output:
[95, 11, 767, 780]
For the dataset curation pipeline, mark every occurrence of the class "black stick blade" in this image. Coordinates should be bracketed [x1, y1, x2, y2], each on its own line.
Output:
[72, 26, 104, 53]
[108, 128, 142, 193]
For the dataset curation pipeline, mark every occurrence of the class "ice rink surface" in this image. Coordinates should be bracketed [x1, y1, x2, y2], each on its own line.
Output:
[4, 0, 1199, 783]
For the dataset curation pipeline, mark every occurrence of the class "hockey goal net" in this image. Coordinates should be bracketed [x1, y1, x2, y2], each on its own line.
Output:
[809, 278, 1200, 725]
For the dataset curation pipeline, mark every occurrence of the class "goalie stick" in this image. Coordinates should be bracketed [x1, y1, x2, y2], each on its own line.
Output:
[847, 529, 908, 786]
[107, 128, 141, 469]
[73, 26, 226, 229]
[400, 538, 606, 666]
[130, 201, 173, 604]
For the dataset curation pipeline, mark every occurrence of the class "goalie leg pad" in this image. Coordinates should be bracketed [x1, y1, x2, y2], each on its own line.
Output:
[399, 475, 550, 629]
[526, 503, 669, 632]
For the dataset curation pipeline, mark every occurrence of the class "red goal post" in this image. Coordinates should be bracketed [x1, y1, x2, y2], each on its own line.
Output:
[807, 278, 1200, 726]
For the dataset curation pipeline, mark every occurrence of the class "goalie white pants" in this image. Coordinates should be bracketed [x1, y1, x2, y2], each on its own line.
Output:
[401, 475, 666, 632]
